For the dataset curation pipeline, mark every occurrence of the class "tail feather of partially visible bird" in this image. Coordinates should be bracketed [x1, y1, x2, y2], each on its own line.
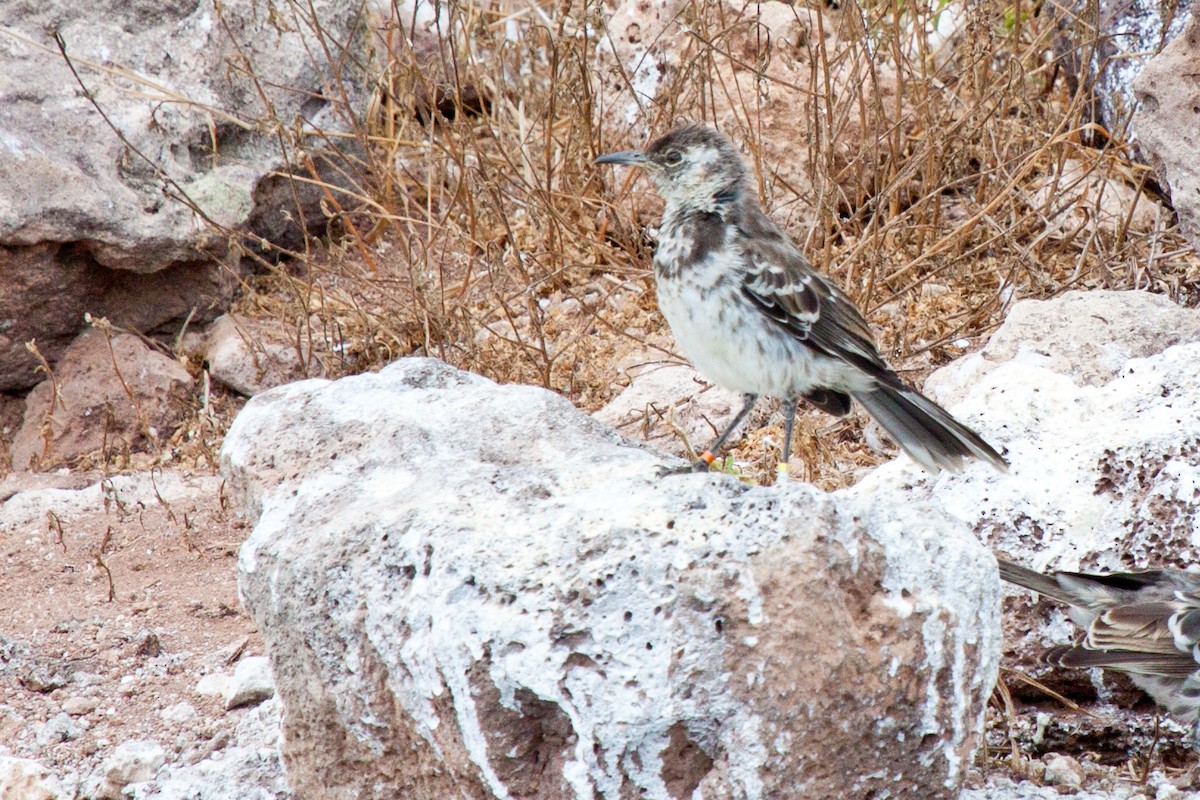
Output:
[852, 380, 1008, 474]
[996, 558, 1076, 604]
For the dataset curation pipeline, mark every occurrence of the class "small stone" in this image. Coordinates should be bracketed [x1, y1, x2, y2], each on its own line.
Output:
[160, 701, 197, 723]
[35, 712, 77, 745]
[136, 632, 163, 658]
[0, 756, 64, 800]
[213, 635, 250, 667]
[224, 656, 275, 710]
[1043, 753, 1084, 788]
[194, 673, 232, 698]
[62, 696, 100, 716]
[205, 314, 323, 396]
[1157, 784, 1183, 800]
[72, 672, 104, 688]
[94, 739, 165, 799]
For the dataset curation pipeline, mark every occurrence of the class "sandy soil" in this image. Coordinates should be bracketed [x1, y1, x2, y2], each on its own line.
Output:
[0, 468, 262, 788]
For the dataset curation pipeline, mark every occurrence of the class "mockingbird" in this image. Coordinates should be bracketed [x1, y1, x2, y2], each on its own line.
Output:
[595, 123, 1006, 473]
[999, 558, 1200, 737]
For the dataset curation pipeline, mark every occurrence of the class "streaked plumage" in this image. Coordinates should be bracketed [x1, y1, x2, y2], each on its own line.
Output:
[595, 124, 1007, 473]
[999, 558, 1200, 726]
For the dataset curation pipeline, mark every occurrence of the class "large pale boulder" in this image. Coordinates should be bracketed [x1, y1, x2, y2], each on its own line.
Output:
[0, 0, 370, 389]
[1134, 13, 1200, 253]
[223, 359, 1001, 799]
[867, 289, 1200, 570]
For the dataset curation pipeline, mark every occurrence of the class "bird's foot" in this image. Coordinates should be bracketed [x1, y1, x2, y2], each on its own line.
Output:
[656, 460, 715, 477]
[656, 451, 718, 477]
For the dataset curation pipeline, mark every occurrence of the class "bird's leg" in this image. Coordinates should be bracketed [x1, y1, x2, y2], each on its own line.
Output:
[778, 397, 798, 477]
[658, 394, 758, 476]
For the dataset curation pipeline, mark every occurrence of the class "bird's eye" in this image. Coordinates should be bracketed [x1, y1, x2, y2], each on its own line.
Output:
[663, 150, 683, 166]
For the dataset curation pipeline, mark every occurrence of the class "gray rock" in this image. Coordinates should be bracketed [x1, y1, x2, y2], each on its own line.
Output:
[95, 740, 166, 799]
[1046, 0, 1191, 150]
[160, 702, 197, 724]
[61, 696, 100, 716]
[129, 698, 290, 800]
[961, 775, 1154, 799]
[1134, 14, 1200, 254]
[885, 289, 1200, 572]
[0, 755, 66, 800]
[224, 656, 275, 711]
[35, 712, 77, 745]
[592, 346, 745, 459]
[1043, 754, 1085, 787]
[0, 0, 371, 390]
[203, 314, 326, 397]
[224, 358, 1000, 799]
[928, 290, 1200, 399]
[195, 673, 234, 699]
[857, 290, 1200, 743]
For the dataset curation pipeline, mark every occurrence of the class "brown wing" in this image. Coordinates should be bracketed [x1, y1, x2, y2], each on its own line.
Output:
[733, 207, 885, 375]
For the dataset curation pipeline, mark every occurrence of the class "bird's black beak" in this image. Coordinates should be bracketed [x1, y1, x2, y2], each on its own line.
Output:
[594, 149, 650, 167]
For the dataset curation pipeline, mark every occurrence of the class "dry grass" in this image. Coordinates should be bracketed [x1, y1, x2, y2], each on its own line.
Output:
[211, 0, 1198, 480]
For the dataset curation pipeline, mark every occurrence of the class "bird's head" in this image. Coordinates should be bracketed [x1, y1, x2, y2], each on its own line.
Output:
[595, 124, 748, 211]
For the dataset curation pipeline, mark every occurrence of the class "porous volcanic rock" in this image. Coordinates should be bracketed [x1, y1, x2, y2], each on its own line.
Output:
[1134, 13, 1200, 253]
[857, 289, 1200, 753]
[224, 358, 1000, 799]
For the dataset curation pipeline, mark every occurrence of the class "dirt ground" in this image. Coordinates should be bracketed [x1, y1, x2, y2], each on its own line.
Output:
[0, 467, 263, 787]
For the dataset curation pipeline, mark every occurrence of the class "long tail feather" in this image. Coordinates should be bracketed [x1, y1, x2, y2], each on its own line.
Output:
[852, 381, 1007, 473]
[996, 558, 1076, 604]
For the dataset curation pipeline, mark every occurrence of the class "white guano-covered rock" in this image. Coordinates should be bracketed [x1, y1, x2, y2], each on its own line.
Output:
[92, 740, 166, 799]
[223, 358, 1000, 799]
[128, 698, 290, 800]
[856, 289, 1200, 759]
[861, 289, 1200, 572]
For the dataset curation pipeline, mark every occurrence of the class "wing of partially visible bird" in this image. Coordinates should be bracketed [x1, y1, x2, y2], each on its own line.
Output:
[999, 558, 1200, 719]
[1044, 645, 1198, 677]
[1086, 602, 1187, 654]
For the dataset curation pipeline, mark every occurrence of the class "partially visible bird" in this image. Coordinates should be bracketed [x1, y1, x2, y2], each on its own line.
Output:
[594, 123, 1006, 474]
[998, 557, 1200, 735]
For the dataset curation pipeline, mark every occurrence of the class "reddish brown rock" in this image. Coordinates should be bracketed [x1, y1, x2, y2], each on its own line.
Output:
[0, 244, 239, 392]
[11, 329, 194, 471]
[202, 314, 325, 397]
